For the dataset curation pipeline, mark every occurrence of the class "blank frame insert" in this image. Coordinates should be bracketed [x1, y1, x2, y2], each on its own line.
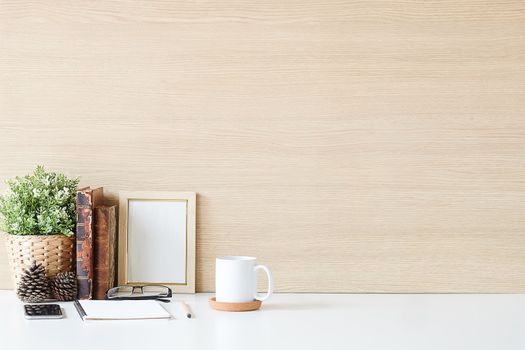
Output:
[127, 199, 187, 284]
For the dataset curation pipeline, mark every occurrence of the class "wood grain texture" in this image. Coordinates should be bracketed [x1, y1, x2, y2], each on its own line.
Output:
[0, 0, 524, 292]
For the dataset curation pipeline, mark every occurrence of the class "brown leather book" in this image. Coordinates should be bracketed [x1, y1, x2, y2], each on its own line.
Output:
[93, 205, 117, 300]
[76, 187, 104, 300]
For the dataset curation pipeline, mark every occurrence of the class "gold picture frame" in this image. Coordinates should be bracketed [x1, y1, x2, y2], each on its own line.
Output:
[118, 191, 196, 293]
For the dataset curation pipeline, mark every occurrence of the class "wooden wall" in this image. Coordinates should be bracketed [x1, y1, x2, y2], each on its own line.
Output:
[0, 0, 524, 292]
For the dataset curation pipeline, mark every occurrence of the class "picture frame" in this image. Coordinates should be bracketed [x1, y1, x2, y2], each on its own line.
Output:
[118, 191, 196, 293]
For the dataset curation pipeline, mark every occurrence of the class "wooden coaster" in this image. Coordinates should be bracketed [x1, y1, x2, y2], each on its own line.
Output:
[208, 297, 262, 312]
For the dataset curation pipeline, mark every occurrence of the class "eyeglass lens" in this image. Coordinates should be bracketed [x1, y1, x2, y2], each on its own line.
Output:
[107, 286, 134, 298]
[142, 286, 170, 297]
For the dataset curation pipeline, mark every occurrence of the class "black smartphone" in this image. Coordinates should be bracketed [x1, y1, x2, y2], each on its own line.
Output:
[24, 304, 63, 319]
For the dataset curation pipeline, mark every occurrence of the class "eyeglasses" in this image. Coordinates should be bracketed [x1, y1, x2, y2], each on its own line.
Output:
[106, 285, 172, 302]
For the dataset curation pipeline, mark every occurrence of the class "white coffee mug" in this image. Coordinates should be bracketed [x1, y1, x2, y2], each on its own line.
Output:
[216, 256, 273, 303]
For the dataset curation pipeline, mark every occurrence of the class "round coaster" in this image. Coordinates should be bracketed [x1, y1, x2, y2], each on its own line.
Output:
[208, 297, 262, 312]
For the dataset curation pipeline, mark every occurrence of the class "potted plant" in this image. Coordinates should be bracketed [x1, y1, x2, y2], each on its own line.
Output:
[0, 166, 79, 287]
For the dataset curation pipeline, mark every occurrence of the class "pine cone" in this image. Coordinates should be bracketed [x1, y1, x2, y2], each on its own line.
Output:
[17, 261, 50, 303]
[50, 272, 77, 301]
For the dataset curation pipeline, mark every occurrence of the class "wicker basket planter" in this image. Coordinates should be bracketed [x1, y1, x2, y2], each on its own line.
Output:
[3, 233, 75, 286]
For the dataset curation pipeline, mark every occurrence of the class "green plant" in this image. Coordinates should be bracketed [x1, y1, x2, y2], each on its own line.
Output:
[0, 166, 79, 236]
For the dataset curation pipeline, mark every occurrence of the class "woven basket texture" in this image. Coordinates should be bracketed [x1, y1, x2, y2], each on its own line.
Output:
[3, 233, 75, 286]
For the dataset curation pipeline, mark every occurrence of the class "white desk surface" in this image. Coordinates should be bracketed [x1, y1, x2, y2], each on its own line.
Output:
[1, 291, 524, 350]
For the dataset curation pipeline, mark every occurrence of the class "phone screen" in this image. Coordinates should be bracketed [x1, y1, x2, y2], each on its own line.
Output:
[24, 304, 62, 317]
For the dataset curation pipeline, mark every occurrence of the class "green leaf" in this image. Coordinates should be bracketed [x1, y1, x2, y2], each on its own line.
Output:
[0, 166, 79, 236]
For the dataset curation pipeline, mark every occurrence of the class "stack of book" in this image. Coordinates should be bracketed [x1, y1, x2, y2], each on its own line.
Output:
[76, 187, 117, 300]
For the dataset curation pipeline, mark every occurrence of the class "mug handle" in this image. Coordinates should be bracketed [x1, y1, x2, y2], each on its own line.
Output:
[254, 264, 273, 301]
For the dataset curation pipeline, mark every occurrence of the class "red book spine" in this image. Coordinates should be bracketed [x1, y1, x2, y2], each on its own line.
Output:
[76, 187, 103, 300]
[93, 205, 117, 300]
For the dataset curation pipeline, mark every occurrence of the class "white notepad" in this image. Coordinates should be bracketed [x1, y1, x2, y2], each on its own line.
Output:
[75, 300, 171, 320]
